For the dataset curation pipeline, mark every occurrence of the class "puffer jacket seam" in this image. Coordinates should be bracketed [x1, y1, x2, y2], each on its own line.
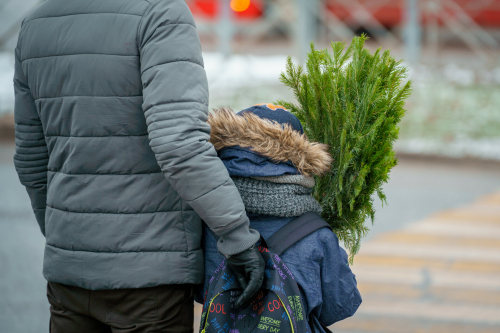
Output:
[17, 160, 49, 168]
[14, 137, 45, 141]
[35, 95, 142, 101]
[45, 134, 148, 138]
[146, 130, 208, 143]
[15, 137, 45, 141]
[22, 53, 138, 63]
[144, 99, 208, 113]
[15, 174, 47, 182]
[47, 205, 181, 215]
[158, 22, 195, 29]
[141, 59, 203, 75]
[16, 126, 43, 131]
[14, 155, 49, 162]
[45, 243, 198, 254]
[15, 129, 44, 134]
[24, 12, 143, 26]
[16, 173, 46, 179]
[145, 114, 206, 126]
[145, 101, 207, 108]
[16, 123, 40, 127]
[143, 101, 208, 115]
[15, 143, 46, 148]
[47, 170, 161, 175]
[144, 109, 206, 119]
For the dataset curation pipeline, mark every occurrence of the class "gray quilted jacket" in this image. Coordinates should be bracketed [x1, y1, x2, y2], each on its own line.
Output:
[13, 0, 259, 290]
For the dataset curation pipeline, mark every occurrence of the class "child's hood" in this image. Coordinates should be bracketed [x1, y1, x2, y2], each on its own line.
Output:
[207, 105, 332, 176]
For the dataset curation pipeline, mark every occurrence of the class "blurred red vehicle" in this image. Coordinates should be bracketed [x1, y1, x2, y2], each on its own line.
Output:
[326, 0, 500, 28]
[187, 0, 500, 27]
[187, 0, 264, 20]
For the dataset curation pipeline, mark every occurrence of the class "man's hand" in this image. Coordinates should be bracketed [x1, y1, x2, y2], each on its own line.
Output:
[226, 244, 265, 308]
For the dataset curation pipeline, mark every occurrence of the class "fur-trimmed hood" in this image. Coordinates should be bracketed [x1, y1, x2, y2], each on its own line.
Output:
[208, 107, 332, 176]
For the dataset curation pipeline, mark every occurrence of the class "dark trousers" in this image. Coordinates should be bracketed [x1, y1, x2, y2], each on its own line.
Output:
[47, 282, 194, 333]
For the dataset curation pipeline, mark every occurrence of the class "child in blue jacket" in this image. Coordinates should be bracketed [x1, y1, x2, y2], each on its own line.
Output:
[195, 104, 362, 332]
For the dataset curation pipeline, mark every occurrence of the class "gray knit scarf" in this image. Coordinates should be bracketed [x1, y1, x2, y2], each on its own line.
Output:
[252, 175, 315, 188]
[232, 176, 322, 217]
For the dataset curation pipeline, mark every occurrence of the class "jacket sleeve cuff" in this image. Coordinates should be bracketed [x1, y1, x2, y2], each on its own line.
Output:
[215, 212, 260, 256]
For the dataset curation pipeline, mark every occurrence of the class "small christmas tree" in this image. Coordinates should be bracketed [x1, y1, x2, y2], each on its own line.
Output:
[277, 35, 412, 262]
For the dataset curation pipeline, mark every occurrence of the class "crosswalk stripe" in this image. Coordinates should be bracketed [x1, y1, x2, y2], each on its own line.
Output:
[351, 266, 500, 290]
[475, 193, 500, 205]
[354, 254, 500, 272]
[430, 212, 500, 224]
[374, 232, 500, 248]
[429, 214, 500, 225]
[404, 221, 500, 239]
[358, 283, 500, 306]
[455, 203, 500, 212]
[359, 242, 500, 263]
[355, 300, 500, 325]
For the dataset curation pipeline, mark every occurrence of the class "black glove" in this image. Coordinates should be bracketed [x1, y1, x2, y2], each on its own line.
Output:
[226, 244, 265, 309]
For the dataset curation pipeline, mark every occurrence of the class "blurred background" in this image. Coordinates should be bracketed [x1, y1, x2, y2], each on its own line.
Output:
[1, 0, 500, 332]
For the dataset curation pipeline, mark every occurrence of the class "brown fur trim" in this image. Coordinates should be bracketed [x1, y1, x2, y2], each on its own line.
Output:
[208, 107, 332, 176]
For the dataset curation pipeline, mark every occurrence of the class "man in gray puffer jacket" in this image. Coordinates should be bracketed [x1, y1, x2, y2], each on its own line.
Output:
[13, 0, 263, 331]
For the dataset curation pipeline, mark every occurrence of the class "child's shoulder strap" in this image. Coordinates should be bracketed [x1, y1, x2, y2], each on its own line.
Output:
[266, 212, 332, 256]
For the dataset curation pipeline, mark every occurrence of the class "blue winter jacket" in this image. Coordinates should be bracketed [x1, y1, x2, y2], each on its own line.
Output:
[196, 214, 362, 329]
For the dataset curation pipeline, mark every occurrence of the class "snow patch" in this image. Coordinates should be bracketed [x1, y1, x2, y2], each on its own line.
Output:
[203, 52, 288, 90]
[442, 64, 475, 86]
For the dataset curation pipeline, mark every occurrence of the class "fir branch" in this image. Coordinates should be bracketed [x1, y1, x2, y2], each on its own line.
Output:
[277, 35, 412, 263]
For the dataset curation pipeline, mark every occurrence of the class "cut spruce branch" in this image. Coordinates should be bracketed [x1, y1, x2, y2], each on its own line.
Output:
[276, 35, 412, 263]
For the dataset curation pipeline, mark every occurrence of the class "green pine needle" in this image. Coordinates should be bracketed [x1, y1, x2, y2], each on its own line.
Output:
[276, 35, 412, 263]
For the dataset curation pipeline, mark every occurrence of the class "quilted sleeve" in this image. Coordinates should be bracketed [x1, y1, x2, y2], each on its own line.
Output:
[13, 40, 49, 236]
[137, 0, 259, 255]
